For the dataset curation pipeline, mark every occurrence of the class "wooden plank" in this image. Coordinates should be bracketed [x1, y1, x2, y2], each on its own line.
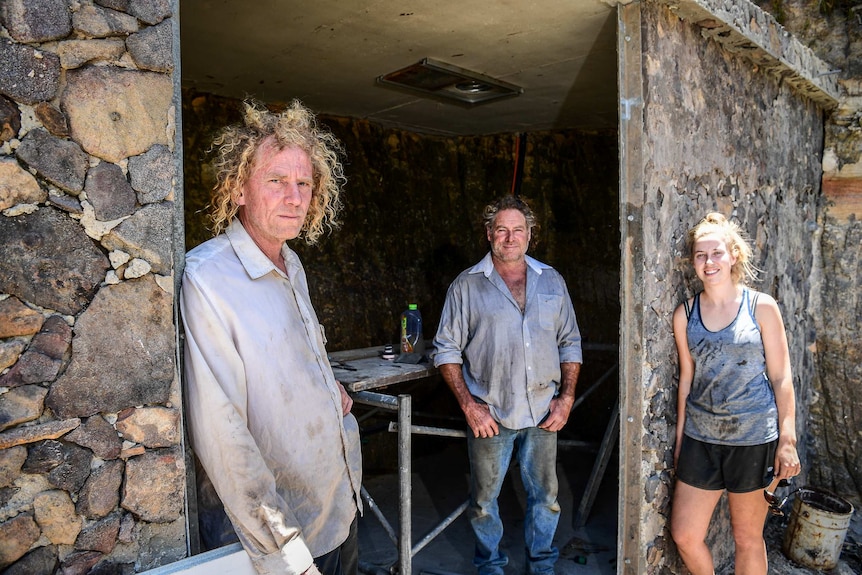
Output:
[573, 400, 619, 529]
[332, 355, 438, 392]
[617, 3, 646, 574]
[328, 345, 387, 361]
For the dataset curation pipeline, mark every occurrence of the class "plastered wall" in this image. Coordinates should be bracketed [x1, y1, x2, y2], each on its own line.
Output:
[630, 2, 824, 572]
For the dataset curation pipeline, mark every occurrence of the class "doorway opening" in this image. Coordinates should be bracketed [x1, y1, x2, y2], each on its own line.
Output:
[178, 2, 622, 573]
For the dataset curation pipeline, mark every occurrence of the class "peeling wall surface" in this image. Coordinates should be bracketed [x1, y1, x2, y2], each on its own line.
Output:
[636, 1, 824, 572]
[749, 0, 862, 550]
[0, 0, 186, 573]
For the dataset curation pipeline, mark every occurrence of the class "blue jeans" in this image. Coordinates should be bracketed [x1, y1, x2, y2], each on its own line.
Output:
[467, 426, 560, 575]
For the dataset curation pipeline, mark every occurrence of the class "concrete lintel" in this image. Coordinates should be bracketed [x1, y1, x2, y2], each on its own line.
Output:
[659, 0, 841, 110]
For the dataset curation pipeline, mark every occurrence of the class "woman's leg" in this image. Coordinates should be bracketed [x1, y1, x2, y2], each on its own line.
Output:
[727, 489, 769, 575]
[670, 480, 724, 575]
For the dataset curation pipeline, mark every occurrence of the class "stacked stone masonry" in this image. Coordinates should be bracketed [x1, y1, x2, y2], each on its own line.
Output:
[0, 0, 185, 573]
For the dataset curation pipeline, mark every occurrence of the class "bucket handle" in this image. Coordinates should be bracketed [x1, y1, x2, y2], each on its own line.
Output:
[764, 478, 800, 517]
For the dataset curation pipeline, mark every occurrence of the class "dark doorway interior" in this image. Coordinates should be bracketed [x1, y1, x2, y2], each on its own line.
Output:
[180, 90, 621, 571]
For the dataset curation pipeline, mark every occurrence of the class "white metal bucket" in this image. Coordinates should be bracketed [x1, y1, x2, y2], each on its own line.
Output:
[781, 487, 855, 570]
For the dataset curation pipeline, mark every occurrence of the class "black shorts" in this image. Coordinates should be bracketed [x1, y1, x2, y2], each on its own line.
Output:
[676, 435, 777, 493]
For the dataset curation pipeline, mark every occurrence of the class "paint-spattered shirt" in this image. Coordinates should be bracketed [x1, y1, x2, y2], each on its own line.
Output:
[684, 288, 778, 446]
[433, 253, 583, 430]
[180, 220, 362, 575]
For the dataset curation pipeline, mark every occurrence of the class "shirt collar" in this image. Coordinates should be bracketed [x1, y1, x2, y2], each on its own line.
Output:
[225, 218, 301, 281]
[468, 252, 549, 277]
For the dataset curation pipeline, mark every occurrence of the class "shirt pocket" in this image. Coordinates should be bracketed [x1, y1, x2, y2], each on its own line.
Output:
[538, 294, 562, 330]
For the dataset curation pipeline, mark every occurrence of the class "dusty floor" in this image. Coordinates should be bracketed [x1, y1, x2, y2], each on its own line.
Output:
[358, 439, 618, 575]
[357, 437, 861, 575]
[358, 438, 618, 575]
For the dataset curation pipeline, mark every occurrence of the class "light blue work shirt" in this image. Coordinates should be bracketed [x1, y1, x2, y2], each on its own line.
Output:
[433, 252, 583, 430]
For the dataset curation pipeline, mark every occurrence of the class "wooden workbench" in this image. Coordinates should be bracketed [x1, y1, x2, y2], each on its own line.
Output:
[328, 345, 438, 393]
[329, 343, 618, 575]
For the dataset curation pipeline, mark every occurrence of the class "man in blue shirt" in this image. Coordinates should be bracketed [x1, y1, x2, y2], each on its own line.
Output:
[433, 195, 583, 575]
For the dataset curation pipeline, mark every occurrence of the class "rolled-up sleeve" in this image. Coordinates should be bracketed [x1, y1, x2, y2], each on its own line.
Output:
[556, 281, 583, 365]
[432, 281, 467, 367]
[181, 272, 314, 575]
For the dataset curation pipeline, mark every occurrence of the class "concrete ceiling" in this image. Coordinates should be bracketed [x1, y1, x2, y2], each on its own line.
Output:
[180, 0, 619, 136]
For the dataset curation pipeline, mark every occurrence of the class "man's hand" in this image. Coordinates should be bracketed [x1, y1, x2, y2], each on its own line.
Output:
[463, 401, 499, 438]
[538, 395, 574, 432]
[337, 382, 353, 416]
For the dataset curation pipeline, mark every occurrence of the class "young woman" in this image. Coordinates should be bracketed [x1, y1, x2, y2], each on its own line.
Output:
[670, 213, 800, 575]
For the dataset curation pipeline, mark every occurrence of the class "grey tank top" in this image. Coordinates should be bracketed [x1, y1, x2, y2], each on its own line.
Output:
[683, 288, 778, 446]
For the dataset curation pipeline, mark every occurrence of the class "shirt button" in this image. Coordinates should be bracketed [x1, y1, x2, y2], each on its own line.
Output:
[525, 342, 530, 347]
[527, 366, 532, 371]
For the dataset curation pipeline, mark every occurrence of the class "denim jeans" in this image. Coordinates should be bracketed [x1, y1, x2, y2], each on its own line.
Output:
[467, 425, 560, 575]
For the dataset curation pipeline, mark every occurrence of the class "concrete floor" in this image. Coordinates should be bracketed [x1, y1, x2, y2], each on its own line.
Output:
[357, 439, 618, 575]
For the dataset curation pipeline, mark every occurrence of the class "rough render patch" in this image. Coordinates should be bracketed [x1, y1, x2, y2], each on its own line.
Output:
[154, 273, 172, 294]
[823, 178, 862, 222]
[1, 203, 39, 216]
[76, 198, 127, 240]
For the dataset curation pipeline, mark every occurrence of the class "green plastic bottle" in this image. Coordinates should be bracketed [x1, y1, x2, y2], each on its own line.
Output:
[400, 303, 425, 355]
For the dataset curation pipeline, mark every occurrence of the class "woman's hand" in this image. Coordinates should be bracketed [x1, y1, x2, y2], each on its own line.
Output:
[774, 437, 800, 479]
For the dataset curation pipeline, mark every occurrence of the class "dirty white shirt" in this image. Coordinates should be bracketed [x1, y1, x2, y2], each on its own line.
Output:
[181, 219, 362, 575]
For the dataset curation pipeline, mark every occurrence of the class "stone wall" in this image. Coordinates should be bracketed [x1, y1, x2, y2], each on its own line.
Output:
[636, 2, 824, 572]
[750, 0, 862, 547]
[0, 0, 185, 573]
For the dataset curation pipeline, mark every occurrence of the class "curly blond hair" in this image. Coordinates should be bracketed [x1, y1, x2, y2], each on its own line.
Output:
[687, 212, 760, 284]
[208, 99, 345, 244]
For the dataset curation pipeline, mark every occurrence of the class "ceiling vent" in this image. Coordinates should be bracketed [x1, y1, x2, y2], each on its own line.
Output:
[377, 58, 523, 106]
